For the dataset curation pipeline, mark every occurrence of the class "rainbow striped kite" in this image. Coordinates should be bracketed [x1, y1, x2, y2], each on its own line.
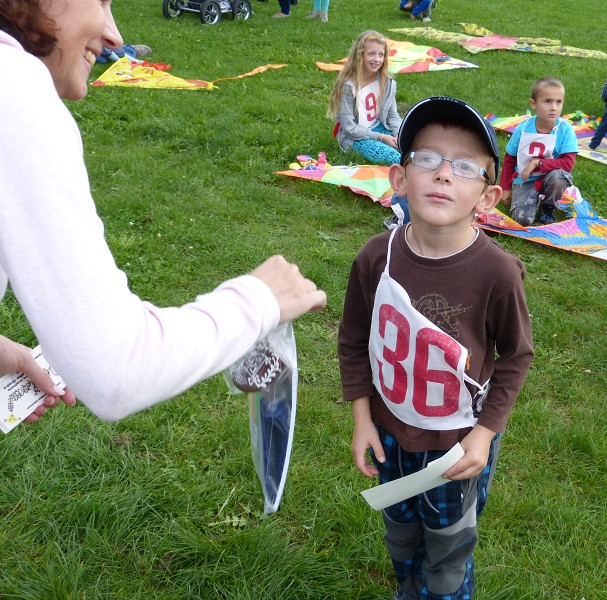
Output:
[277, 159, 607, 261]
[389, 23, 607, 60]
[477, 187, 607, 261]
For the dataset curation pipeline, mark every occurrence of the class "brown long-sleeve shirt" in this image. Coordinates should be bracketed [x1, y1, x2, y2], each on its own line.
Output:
[338, 227, 534, 452]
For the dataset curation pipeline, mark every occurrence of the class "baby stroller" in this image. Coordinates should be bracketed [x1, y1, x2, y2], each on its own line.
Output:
[162, 0, 252, 25]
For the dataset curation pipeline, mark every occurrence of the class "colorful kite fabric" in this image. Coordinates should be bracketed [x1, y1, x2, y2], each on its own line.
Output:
[92, 57, 288, 90]
[316, 39, 477, 75]
[389, 23, 607, 60]
[278, 158, 607, 261]
[275, 155, 394, 205]
[92, 57, 214, 89]
[476, 187, 607, 261]
[487, 112, 607, 167]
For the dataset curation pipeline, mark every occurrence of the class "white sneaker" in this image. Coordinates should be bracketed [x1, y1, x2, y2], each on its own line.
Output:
[306, 10, 319, 18]
[422, 16, 431, 22]
[320, 10, 328, 21]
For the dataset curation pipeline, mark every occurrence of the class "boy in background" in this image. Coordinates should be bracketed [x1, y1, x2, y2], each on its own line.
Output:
[500, 77, 578, 225]
[399, 0, 432, 22]
[338, 97, 534, 600]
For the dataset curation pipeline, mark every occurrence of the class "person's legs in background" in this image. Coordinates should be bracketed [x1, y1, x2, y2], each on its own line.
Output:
[319, 0, 330, 21]
[589, 81, 607, 150]
[307, 0, 321, 18]
[411, 0, 432, 20]
[274, 0, 290, 16]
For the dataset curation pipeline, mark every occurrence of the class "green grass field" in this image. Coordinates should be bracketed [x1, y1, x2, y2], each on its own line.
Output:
[1, 0, 606, 598]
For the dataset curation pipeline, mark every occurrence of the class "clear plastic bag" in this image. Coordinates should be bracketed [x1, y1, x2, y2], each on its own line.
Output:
[224, 323, 297, 514]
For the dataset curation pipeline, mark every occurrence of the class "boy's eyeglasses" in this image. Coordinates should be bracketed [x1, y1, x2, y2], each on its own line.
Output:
[408, 150, 490, 182]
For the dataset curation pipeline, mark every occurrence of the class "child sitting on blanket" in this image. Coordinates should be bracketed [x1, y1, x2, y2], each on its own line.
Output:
[500, 76, 578, 226]
[327, 30, 403, 166]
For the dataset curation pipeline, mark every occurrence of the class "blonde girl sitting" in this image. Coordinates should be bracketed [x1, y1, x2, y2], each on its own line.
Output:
[328, 31, 403, 165]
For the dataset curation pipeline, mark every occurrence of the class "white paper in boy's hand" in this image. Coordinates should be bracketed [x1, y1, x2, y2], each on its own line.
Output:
[0, 346, 66, 434]
[361, 443, 465, 511]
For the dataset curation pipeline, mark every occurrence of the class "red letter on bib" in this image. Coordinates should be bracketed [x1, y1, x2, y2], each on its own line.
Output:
[412, 327, 462, 416]
[377, 304, 409, 404]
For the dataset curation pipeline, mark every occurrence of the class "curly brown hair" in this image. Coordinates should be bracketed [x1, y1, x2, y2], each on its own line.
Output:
[0, 0, 57, 57]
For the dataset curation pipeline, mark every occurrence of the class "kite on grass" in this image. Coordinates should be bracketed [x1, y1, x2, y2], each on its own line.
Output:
[317, 39, 477, 75]
[476, 186, 607, 261]
[277, 157, 607, 261]
[276, 154, 394, 205]
[92, 56, 288, 90]
[389, 23, 607, 60]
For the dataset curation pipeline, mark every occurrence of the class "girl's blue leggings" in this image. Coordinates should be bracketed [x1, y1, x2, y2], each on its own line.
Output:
[352, 124, 401, 165]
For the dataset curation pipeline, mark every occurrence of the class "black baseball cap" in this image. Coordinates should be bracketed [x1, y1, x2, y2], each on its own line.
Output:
[397, 96, 500, 183]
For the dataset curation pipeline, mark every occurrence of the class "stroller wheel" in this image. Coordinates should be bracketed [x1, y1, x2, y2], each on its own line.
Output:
[162, 0, 183, 17]
[232, 0, 252, 19]
[199, 0, 222, 24]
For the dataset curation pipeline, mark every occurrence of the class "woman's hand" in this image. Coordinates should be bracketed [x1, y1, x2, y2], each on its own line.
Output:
[0, 336, 76, 423]
[251, 255, 327, 323]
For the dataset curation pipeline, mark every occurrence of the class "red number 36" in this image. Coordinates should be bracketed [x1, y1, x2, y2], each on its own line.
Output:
[376, 304, 463, 417]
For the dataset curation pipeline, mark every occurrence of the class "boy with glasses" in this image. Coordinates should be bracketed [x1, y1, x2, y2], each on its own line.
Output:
[338, 97, 534, 599]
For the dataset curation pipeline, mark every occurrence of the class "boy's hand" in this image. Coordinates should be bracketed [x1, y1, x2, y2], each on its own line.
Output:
[352, 421, 385, 477]
[501, 190, 511, 206]
[351, 397, 385, 478]
[442, 425, 496, 480]
[520, 158, 541, 182]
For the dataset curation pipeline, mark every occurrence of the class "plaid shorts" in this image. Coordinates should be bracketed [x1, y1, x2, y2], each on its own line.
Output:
[371, 426, 500, 599]
[371, 426, 498, 526]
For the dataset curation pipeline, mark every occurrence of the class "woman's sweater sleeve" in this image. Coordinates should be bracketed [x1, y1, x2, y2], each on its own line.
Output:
[0, 47, 279, 421]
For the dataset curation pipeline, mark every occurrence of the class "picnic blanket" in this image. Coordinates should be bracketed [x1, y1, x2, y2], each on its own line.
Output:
[389, 23, 607, 60]
[316, 39, 477, 75]
[277, 157, 607, 261]
[488, 111, 607, 166]
[92, 57, 288, 89]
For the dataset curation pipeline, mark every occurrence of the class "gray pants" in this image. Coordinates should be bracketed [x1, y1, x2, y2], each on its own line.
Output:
[510, 169, 573, 226]
[382, 435, 501, 599]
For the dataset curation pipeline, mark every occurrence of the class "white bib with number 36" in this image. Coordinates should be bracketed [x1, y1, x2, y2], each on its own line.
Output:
[369, 229, 485, 430]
